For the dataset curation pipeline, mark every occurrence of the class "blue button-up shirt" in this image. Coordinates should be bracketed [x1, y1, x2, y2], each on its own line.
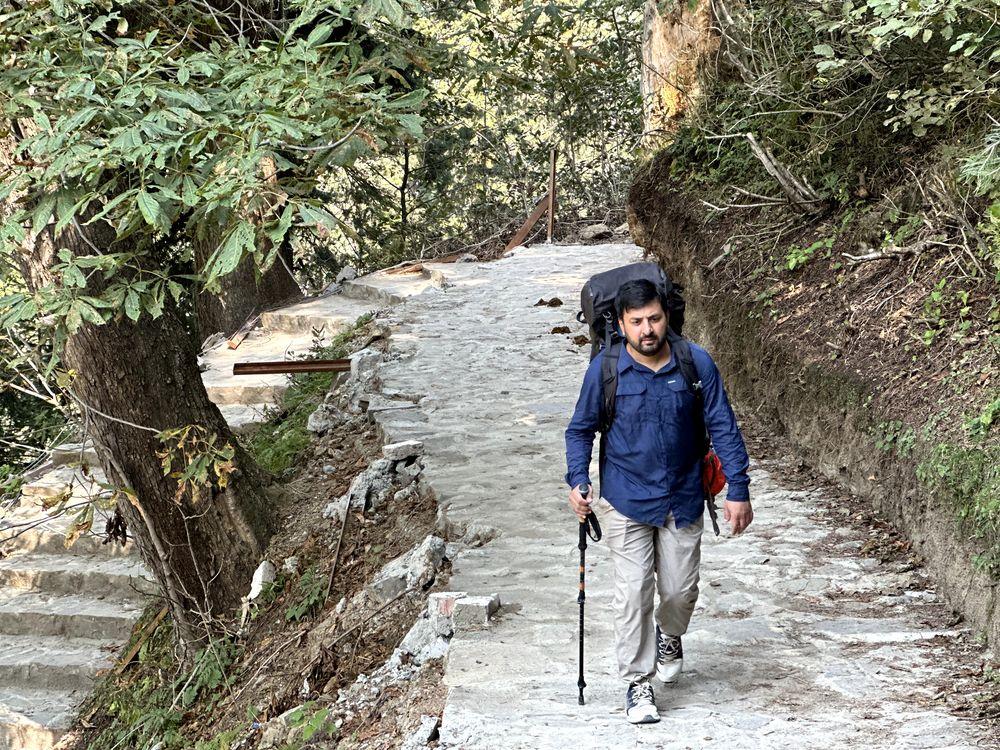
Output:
[564, 342, 750, 528]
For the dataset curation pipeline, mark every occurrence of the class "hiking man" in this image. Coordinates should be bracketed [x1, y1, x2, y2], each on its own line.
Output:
[564, 278, 753, 724]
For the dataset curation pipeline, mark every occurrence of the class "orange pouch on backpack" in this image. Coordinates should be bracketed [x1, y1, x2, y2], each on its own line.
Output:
[701, 451, 726, 497]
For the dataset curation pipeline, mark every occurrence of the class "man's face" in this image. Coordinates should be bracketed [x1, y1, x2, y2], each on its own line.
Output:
[619, 299, 669, 357]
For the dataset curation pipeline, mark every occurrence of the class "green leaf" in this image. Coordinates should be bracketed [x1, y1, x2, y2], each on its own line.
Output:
[31, 194, 56, 236]
[124, 289, 141, 321]
[813, 44, 835, 58]
[206, 220, 255, 280]
[137, 190, 169, 234]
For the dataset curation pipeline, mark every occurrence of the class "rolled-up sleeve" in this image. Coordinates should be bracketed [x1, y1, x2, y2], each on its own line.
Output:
[695, 350, 751, 500]
[564, 355, 603, 490]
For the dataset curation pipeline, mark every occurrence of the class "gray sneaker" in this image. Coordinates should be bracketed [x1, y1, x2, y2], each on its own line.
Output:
[655, 626, 683, 684]
[625, 679, 659, 724]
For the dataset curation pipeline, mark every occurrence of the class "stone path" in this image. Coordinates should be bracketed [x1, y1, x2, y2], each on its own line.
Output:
[369, 243, 990, 750]
[0, 264, 447, 749]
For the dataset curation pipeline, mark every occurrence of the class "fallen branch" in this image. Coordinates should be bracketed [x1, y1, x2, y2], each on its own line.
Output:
[744, 133, 824, 212]
[842, 238, 937, 266]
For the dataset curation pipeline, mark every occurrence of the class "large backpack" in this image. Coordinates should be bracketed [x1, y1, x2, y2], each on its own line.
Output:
[575, 262, 722, 534]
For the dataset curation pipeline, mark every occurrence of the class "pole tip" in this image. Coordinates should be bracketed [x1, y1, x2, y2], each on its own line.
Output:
[578, 693, 585, 705]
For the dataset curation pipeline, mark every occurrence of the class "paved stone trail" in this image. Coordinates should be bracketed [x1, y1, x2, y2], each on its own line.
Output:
[370, 243, 988, 749]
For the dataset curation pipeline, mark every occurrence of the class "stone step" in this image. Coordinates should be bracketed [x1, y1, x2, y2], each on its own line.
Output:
[341, 264, 451, 305]
[1, 503, 134, 559]
[0, 553, 152, 599]
[0, 589, 141, 640]
[49, 441, 98, 471]
[217, 402, 276, 429]
[19, 465, 108, 506]
[201, 328, 320, 406]
[260, 293, 376, 335]
[0, 688, 78, 750]
[0, 635, 115, 693]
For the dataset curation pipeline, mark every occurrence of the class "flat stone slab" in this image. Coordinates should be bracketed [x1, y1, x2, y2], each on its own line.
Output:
[0, 553, 151, 598]
[0, 589, 141, 640]
[260, 293, 377, 334]
[371, 242, 989, 749]
[0, 635, 116, 692]
[201, 328, 320, 405]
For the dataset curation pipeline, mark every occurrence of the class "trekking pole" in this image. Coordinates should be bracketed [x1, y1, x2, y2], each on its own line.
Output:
[577, 483, 601, 705]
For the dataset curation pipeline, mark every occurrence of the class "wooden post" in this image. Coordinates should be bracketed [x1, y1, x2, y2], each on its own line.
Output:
[546, 147, 557, 243]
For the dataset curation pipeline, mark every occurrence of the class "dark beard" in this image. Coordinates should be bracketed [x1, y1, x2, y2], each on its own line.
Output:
[626, 328, 668, 356]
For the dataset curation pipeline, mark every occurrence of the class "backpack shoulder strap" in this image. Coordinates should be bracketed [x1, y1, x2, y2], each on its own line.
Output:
[668, 334, 702, 405]
[599, 340, 621, 432]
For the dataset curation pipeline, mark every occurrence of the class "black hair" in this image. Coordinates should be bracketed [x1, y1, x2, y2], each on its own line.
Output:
[615, 279, 670, 320]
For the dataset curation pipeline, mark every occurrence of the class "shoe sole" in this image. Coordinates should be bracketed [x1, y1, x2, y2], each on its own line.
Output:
[627, 713, 660, 724]
[656, 658, 683, 684]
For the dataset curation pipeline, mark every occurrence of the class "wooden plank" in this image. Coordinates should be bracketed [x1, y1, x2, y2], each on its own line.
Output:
[505, 192, 550, 252]
[546, 148, 557, 243]
[116, 606, 168, 674]
[233, 359, 351, 376]
[227, 313, 261, 350]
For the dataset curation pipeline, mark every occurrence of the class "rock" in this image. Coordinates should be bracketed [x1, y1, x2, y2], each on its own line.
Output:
[368, 535, 446, 603]
[455, 253, 477, 263]
[401, 715, 442, 749]
[395, 459, 423, 487]
[350, 348, 382, 381]
[445, 542, 462, 561]
[453, 594, 501, 631]
[579, 222, 612, 241]
[336, 265, 357, 283]
[322, 495, 349, 522]
[614, 221, 630, 235]
[428, 591, 468, 637]
[307, 403, 344, 434]
[282, 556, 299, 574]
[322, 464, 336, 475]
[258, 704, 304, 749]
[383, 440, 424, 461]
[393, 484, 419, 505]
[461, 523, 500, 547]
[248, 561, 276, 600]
[322, 281, 342, 295]
[396, 613, 450, 665]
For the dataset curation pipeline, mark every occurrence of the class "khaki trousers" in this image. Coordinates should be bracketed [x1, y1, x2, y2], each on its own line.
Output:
[593, 497, 703, 683]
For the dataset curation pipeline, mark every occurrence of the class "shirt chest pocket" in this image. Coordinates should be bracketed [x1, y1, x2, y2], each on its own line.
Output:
[614, 380, 652, 427]
[661, 377, 696, 422]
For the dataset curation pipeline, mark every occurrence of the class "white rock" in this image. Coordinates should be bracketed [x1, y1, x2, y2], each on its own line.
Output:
[322, 495, 349, 522]
[336, 265, 357, 282]
[401, 715, 442, 749]
[368, 535, 446, 603]
[282, 556, 299, 574]
[455, 253, 477, 263]
[397, 614, 450, 665]
[579, 223, 612, 241]
[453, 594, 501, 631]
[248, 560, 276, 600]
[350, 348, 382, 381]
[383, 440, 424, 461]
[307, 403, 343, 434]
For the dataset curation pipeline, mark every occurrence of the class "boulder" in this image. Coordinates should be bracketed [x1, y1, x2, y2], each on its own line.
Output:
[350, 348, 382, 381]
[401, 715, 442, 749]
[248, 561, 276, 600]
[368, 535, 446, 603]
[579, 223, 612, 241]
[383, 440, 424, 461]
[336, 265, 357, 283]
[307, 403, 343, 434]
[395, 614, 449, 665]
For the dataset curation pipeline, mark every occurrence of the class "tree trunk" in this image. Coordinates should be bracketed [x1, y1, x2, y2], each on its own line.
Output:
[64, 296, 277, 644]
[193, 235, 302, 338]
[4, 138, 278, 644]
